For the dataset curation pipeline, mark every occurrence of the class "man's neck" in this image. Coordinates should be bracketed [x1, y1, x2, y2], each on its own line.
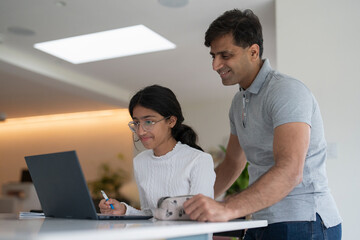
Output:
[241, 59, 264, 90]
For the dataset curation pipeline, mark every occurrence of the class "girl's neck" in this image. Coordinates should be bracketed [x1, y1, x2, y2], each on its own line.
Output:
[153, 138, 178, 157]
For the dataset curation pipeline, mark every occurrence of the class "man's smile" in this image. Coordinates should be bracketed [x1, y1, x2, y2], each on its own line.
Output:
[218, 68, 231, 78]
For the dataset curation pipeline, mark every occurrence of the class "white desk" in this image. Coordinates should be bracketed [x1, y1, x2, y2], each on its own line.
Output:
[0, 214, 267, 240]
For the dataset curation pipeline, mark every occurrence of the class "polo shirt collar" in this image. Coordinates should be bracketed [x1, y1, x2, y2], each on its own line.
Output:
[240, 59, 272, 94]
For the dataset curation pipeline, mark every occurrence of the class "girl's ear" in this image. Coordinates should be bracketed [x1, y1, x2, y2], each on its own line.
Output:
[169, 116, 177, 128]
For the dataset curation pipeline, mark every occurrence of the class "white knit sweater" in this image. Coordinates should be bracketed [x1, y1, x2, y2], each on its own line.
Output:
[123, 142, 215, 216]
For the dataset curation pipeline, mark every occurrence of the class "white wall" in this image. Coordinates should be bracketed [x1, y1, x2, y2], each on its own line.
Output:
[276, 1, 360, 239]
[183, 96, 235, 152]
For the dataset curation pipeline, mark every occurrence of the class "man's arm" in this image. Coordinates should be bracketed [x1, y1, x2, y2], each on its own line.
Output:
[184, 122, 310, 222]
[214, 133, 247, 198]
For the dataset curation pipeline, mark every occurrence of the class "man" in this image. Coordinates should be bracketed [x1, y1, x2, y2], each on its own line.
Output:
[183, 9, 342, 239]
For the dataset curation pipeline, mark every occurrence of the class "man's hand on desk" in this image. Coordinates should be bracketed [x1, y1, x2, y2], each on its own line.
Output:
[183, 194, 233, 222]
[99, 198, 126, 215]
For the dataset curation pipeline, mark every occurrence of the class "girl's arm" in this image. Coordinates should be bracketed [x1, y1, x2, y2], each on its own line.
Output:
[189, 153, 216, 198]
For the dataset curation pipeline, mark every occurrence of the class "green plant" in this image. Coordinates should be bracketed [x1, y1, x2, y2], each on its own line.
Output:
[218, 145, 249, 196]
[226, 162, 249, 196]
[88, 153, 128, 199]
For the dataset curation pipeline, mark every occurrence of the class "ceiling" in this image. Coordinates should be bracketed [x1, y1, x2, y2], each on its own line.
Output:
[0, 0, 276, 119]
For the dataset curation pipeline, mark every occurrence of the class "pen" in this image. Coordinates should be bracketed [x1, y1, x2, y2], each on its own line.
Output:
[101, 190, 114, 209]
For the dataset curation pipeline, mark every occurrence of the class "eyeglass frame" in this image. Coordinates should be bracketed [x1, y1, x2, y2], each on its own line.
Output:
[128, 116, 171, 133]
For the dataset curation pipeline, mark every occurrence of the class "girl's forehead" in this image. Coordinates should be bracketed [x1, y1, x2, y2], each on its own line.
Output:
[132, 105, 160, 118]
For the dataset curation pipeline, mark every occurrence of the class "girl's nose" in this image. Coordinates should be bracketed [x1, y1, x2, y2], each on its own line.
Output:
[137, 124, 147, 135]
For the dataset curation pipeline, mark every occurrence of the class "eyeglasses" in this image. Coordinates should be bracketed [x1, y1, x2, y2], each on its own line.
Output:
[128, 116, 170, 133]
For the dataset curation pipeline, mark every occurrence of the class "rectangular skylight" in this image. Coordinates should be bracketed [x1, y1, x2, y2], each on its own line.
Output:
[34, 25, 176, 64]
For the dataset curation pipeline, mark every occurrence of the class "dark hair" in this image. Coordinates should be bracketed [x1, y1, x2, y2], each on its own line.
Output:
[205, 9, 264, 58]
[128, 85, 203, 151]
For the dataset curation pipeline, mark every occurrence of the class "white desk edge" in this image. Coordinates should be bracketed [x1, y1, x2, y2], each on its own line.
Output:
[38, 219, 268, 240]
[0, 214, 268, 240]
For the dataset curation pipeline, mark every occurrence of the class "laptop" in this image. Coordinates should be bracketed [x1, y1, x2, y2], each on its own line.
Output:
[25, 150, 152, 220]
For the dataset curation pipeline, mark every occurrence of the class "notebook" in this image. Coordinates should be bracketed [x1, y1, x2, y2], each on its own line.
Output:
[25, 150, 152, 220]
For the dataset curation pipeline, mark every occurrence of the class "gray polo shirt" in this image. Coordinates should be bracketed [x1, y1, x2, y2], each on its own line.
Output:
[229, 59, 342, 227]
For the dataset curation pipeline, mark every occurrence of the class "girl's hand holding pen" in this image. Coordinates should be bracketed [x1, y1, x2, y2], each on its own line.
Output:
[99, 190, 126, 215]
[99, 198, 126, 215]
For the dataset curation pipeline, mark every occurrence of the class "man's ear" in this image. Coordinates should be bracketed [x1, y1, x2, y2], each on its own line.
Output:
[248, 44, 260, 60]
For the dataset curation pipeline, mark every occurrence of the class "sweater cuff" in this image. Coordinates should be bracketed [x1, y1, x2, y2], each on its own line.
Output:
[120, 202, 130, 216]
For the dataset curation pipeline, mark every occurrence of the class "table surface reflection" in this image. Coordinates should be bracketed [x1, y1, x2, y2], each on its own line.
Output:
[0, 213, 267, 240]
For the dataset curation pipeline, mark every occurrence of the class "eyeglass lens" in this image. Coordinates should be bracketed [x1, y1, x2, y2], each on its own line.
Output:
[128, 117, 169, 133]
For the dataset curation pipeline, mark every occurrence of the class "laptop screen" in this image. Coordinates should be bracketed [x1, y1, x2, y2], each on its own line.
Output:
[25, 151, 99, 219]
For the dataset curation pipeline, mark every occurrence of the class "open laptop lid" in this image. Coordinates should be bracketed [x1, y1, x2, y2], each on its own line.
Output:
[25, 151, 151, 220]
[25, 151, 99, 220]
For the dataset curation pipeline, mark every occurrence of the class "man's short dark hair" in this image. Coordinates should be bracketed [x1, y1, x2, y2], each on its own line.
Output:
[205, 9, 264, 58]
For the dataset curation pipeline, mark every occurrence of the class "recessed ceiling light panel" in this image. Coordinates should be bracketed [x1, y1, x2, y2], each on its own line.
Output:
[34, 25, 176, 64]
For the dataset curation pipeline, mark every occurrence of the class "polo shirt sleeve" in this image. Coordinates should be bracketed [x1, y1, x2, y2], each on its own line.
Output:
[266, 77, 314, 129]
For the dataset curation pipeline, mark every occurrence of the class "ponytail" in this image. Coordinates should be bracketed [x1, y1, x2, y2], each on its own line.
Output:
[172, 124, 203, 151]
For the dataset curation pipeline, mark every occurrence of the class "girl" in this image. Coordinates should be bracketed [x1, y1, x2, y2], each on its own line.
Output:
[99, 85, 215, 216]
